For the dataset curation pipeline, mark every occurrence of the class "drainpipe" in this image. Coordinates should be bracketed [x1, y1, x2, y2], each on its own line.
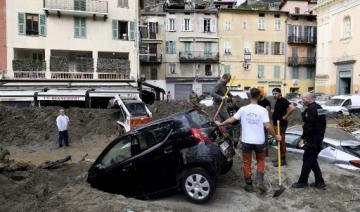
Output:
[284, 17, 288, 95]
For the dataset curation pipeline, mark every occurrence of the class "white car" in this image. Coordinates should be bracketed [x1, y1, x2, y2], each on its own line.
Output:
[352, 130, 360, 141]
[290, 98, 303, 109]
[199, 96, 214, 107]
[199, 91, 249, 107]
[271, 127, 360, 170]
[321, 95, 360, 116]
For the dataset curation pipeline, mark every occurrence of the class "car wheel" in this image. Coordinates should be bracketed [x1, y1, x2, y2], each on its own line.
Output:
[181, 168, 215, 204]
[220, 160, 233, 175]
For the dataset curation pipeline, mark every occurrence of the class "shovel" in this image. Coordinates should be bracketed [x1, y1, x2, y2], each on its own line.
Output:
[213, 76, 236, 121]
[273, 120, 286, 198]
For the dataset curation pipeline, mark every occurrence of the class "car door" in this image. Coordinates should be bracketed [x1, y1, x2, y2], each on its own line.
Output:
[133, 122, 179, 195]
[91, 135, 141, 197]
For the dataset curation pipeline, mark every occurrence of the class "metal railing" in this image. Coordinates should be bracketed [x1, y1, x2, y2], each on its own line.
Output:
[140, 54, 162, 63]
[98, 73, 129, 79]
[288, 36, 316, 44]
[51, 72, 94, 79]
[14, 71, 46, 79]
[179, 51, 219, 62]
[12, 59, 46, 72]
[44, 0, 108, 14]
[288, 57, 316, 66]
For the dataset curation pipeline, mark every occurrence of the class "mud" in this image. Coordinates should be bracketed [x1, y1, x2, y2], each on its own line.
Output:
[0, 102, 359, 212]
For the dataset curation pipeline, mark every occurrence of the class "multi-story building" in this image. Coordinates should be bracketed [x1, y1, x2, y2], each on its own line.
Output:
[219, 8, 287, 95]
[280, 0, 317, 94]
[1, 0, 139, 81]
[314, 0, 360, 95]
[163, 0, 221, 100]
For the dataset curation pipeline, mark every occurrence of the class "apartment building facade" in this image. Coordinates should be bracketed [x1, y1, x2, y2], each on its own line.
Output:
[314, 0, 360, 95]
[1, 0, 139, 81]
[163, 1, 220, 100]
[219, 8, 287, 95]
[280, 0, 317, 94]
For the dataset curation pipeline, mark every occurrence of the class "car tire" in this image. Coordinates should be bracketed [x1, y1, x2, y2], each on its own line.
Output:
[181, 168, 215, 204]
[220, 160, 233, 175]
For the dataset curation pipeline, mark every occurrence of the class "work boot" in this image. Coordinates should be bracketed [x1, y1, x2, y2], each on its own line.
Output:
[244, 183, 255, 192]
[310, 182, 326, 189]
[256, 172, 267, 193]
[291, 182, 308, 189]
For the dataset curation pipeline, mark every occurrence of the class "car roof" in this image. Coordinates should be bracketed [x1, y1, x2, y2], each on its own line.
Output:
[331, 95, 350, 100]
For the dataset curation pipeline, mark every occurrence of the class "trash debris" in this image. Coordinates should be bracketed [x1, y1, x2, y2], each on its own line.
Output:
[38, 155, 72, 169]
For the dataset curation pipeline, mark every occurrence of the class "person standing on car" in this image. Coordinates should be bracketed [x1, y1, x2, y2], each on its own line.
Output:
[258, 88, 271, 156]
[211, 73, 232, 122]
[217, 88, 281, 193]
[292, 92, 327, 189]
[272, 88, 296, 166]
[56, 108, 70, 148]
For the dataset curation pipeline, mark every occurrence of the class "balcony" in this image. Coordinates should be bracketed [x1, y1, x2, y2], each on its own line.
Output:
[13, 59, 46, 72]
[288, 36, 316, 45]
[140, 54, 162, 64]
[43, 0, 108, 19]
[97, 58, 130, 79]
[288, 57, 316, 66]
[179, 51, 219, 63]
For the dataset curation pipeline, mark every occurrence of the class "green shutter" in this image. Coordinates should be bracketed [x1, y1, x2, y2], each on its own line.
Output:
[18, 13, 25, 35]
[39, 15, 46, 37]
[80, 18, 86, 38]
[129, 21, 135, 40]
[112, 20, 118, 39]
[165, 41, 169, 54]
[274, 66, 280, 79]
[172, 41, 176, 54]
[74, 18, 80, 38]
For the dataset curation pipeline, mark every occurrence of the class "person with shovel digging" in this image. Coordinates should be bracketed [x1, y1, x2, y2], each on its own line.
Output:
[217, 88, 281, 193]
[211, 73, 233, 122]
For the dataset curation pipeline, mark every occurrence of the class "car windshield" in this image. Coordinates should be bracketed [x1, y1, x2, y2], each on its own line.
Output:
[100, 136, 132, 168]
[187, 110, 212, 128]
[125, 102, 148, 116]
[343, 145, 360, 157]
[325, 99, 344, 106]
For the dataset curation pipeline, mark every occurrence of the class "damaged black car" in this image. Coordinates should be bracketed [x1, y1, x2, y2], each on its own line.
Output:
[87, 109, 235, 204]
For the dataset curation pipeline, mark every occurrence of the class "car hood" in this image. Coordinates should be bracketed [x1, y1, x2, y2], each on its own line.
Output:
[340, 140, 360, 146]
[321, 105, 343, 111]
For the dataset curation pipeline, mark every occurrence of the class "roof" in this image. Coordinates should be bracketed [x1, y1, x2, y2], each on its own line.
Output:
[279, 0, 315, 9]
[220, 8, 289, 14]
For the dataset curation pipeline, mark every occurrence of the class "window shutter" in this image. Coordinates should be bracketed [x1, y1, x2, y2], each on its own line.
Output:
[211, 19, 216, 32]
[74, 18, 80, 37]
[189, 19, 193, 31]
[129, 21, 135, 40]
[280, 42, 285, 55]
[112, 20, 118, 39]
[39, 15, 47, 36]
[173, 18, 176, 31]
[80, 18, 86, 38]
[173, 41, 176, 54]
[18, 13, 25, 35]
[265, 42, 269, 54]
[182, 19, 185, 31]
[255, 42, 258, 54]
[199, 18, 204, 33]
[271, 42, 274, 55]
[124, 0, 128, 7]
[166, 19, 170, 31]
[165, 41, 169, 54]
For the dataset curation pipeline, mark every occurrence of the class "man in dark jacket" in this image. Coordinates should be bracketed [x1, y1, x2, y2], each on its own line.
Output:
[211, 74, 232, 121]
[292, 92, 327, 189]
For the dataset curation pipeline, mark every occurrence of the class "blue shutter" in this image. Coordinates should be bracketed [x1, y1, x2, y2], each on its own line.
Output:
[80, 18, 86, 38]
[74, 18, 80, 38]
[112, 20, 118, 39]
[165, 41, 169, 54]
[18, 13, 25, 35]
[39, 15, 46, 36]
[129, 21, 135, 40]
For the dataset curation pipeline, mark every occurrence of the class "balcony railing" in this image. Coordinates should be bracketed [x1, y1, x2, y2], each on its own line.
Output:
[288, 57, 316, 66]
[51, 72, 94, 79]
[14, 71, 46, 79]
[140, 54, 162, 64]
[50, 56, 94, 72]
[288, 36, 316, 45]
[179, 51, 219, 63]
[12, 59, 46, 72]
[98, 73, 129, 79]
[44, 0, 108, 16]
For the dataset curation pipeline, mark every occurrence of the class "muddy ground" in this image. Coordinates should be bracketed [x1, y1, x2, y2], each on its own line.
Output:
[0, 101, 360, 212]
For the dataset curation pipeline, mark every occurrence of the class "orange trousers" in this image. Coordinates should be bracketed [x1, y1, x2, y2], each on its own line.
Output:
[242, 143, 265, 183]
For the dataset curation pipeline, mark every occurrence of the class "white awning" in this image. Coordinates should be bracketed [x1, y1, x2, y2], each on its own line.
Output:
[0, 90, 39, 102]
[37, 89, 87, 101]
[89, 89, 139, 99]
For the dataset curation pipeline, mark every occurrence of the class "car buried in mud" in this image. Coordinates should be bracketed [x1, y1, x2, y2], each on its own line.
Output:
[87, 109, 235, 204]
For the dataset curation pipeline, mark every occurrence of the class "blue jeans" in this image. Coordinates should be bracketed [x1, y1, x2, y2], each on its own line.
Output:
[58, 130, 69, 147]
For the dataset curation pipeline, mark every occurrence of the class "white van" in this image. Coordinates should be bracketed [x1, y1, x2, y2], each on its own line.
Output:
[322, 95, 360, 115]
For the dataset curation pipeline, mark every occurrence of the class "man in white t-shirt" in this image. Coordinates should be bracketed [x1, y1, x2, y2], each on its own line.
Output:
[56, 108, 70, 148]
[218, 88, 281, 193]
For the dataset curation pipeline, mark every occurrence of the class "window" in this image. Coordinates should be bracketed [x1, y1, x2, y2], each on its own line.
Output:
[243, 20, 247, 30]
[184, 42, 192, 55]
[295, 7, 300, 14]
[150, 68, 157, 80]
[255, 41, 268, 54]
[166, 41, 176, 54]
[100, 136, 132, 168]
[244, 41, 252, 54]
[275, 18, 281, 31]
[169, 18, 176, 31]
[274, 66, 280, 79]
[135, 122, 172, 151]
[74, 0, 86, 11]
[225, 20, 231, 31]
[148, 22, 158, 39]
[25, 14, 39, 35]
[183, 18, 191, 31]
[118, 0, 128, 8]
[204, 18, 211, 32]
[271, 42, 282, 55]
[285, 134, 301, 148]
[204, 42, 212, 56]
[224, 41, 231, 54]
[258, 14, 265, 30]
[205, 64, 212, 76]
[224, 65, 231, 74]
[169, 63, 176, 74]
[112, 20, 135, 40]
[74, 17, 86, 38]
[19, 13, 46, 36]
[258, 65, 265, 79]
[306, 68, 315, 79]
[292, 68, 299, 79]
[343, 16, 351, 38]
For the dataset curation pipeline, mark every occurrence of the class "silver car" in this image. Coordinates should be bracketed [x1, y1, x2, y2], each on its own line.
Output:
[272, 127, 360, 170]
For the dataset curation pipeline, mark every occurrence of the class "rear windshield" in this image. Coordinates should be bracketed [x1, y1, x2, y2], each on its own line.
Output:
[343, 145, 360, 157]
[125, 103, 148, 116]
[186, 110, 212, 128]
